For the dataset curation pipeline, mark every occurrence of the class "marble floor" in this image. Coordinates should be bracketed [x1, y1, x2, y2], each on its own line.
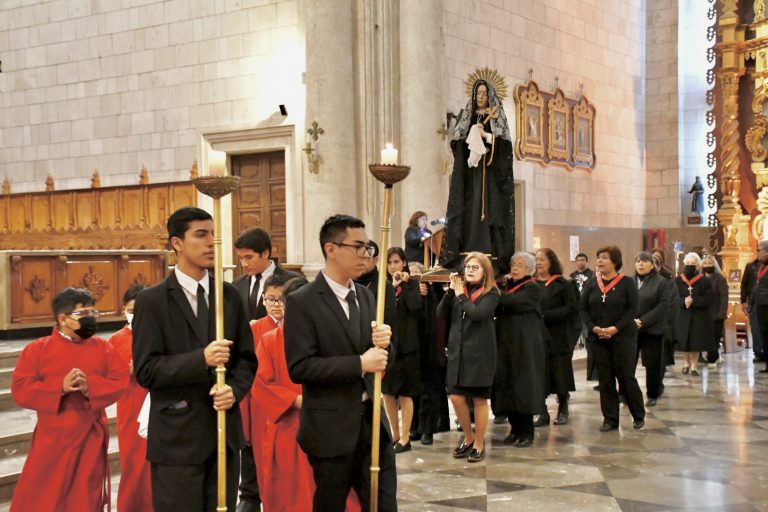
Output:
[393, 350, 768, 511]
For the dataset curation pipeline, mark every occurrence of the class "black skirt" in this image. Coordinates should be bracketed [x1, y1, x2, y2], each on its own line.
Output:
[447, 384, 491, 399]
[382, 352, 421, 397]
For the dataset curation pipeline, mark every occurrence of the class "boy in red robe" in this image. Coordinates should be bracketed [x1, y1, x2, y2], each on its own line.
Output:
[11, 287, 130, 512]
[252, 277, 360, 512]
[109, 284, 152, 512]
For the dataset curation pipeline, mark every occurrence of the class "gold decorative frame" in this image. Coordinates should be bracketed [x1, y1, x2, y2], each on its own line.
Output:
[547, 89, 570, 162]
[515, 80, 545, 159]
[573, 96, 595, 168]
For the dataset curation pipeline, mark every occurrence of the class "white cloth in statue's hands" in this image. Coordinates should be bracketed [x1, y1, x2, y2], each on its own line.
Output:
[466, 124, 487, 168]
[137, 393, 150, 439]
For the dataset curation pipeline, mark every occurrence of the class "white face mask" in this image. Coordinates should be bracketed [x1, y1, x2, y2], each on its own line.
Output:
[126, 313, 134, 329]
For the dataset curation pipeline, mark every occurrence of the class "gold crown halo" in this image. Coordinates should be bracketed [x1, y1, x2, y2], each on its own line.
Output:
[464, 67, 508, 101]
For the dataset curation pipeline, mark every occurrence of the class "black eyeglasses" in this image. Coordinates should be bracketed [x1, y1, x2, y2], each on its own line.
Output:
[332, 242, 375, 258]
[68, 309, 100, 319]
[263, 298, 284, 306]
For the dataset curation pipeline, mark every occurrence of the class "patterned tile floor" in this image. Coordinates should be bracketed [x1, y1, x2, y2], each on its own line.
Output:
[393, 350, 768, 511]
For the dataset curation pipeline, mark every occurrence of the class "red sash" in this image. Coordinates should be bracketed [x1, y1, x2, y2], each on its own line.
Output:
[598, 273, 624, 302]
[395, 286, 402, 298]
[679, 273, 703, 288]
[543, 274, 562, 287]
[463, 286, 485, 303]
[759, 264, 768, 282]
[507, 277, 536, 294]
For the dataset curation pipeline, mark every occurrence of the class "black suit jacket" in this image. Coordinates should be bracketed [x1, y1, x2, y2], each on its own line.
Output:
[133, 272, 257, 465]
[284, 273, 394, 458]
[233, 266, 302, 320]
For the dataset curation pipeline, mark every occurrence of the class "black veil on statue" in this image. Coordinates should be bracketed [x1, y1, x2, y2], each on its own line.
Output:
[440, 79, 515, 275]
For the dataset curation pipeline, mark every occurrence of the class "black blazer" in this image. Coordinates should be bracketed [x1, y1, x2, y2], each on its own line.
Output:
[133, 272, 257, 465]
[393, 278, 422, 355]
[284, 273, 394, 458]
[580, 275, 638, 344]
[634, 271, 671, 336]
[538, 277, 579, 354]
[232, 265, 301, 320]
[404, 226, 432, 264]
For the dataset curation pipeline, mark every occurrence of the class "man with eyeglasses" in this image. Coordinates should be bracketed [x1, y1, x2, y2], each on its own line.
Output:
[10, 287, 130, 512]
[284, 214, 398, 511]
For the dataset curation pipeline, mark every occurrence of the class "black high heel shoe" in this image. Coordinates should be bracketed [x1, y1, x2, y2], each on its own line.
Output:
[453, 439, 474, 458]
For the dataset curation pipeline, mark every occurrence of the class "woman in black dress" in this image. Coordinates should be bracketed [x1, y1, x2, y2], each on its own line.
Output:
[383, 247, 422, 453]
[404, 211, 433, 266]
[534, 248, 578, 426]
[493, 252, 546, 447]
[674, 252, 714, 377]
[438, 252, 499, 462]
[580, 246, 645, 431]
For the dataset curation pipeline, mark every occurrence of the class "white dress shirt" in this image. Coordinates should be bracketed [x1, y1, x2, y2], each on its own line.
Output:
[249, 261, 276, 300]
[321, 271, 358, 319]
[174, 266, 209, 316]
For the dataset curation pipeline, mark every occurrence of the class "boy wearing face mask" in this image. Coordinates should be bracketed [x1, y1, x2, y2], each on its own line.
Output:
[109, 284, 152, 512]
[10, 287, 130, 512]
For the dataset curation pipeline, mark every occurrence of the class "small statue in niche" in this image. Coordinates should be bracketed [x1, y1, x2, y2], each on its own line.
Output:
[688, 176, 704, 214]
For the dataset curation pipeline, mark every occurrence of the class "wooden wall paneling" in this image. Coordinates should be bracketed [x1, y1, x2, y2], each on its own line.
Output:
[147, 186, 170, 228]
[51, 193, 73, 231]
[75, 193, 95, 229]
[122, 188, 144, 226]
[30, 195, 50, 231]
[171, 183, 196, 212]
[0, 196, 8, 232]
[9, 196, 27, 232]
[14, 258, 55, 323]
[66, 259, 118, 315]
[98, 190, 119, 229]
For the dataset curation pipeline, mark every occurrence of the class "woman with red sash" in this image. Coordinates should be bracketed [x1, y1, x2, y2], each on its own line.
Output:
[493, 252, 546, 447]
[580, 246, 645, 432]
[438, 252, 500, 463]
[534, 248, 579, 427]
[674, 252, 715, 376]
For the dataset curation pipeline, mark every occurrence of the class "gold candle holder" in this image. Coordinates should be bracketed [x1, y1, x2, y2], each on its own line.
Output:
[192, 174, 240, 512]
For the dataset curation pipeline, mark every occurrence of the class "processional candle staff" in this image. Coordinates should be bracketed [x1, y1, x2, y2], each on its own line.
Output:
[368, 144, 410, 512]
[192, 149, 239, 511]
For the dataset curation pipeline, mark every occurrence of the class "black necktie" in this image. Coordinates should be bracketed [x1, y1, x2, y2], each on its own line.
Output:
[197, 284, 209, 340]
[248, 274, 262, 319]
[346, 289, 362, 350]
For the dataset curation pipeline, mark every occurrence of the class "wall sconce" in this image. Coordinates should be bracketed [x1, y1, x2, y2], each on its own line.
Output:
[303, 120, 325, 174]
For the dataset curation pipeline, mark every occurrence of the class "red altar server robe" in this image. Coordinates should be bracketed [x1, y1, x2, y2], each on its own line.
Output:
[10, 328, 130, 512]
[241, 316, 278, 451]
[252, 327, 360, 512]
[109, 325, 152, 512]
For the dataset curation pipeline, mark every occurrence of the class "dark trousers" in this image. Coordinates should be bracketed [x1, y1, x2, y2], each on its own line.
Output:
[508, 411, 533, 441]
[418, 365, 449, 435]
[751, 307, 764, 357]
[238, 445, 260, 505]
[707, 319, 724, 363]
[590, 338, 645, 426]
[151, 449, 239, 512]
[586, 335, 599, 381]
[637, 332, 665, 399]
[308, 404, 397, 512]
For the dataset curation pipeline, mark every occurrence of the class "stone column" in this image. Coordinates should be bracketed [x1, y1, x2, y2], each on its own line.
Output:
[398, 0, 449, 242]
[303, 0, 358, 267]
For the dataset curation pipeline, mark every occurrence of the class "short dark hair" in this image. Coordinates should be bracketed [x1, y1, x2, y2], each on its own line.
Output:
[123, 284, 146, 305]
[386, 247, 408, 278]
[537, 248, 564, 275]
[167, 207, 212, 245]
[368, 240, 380, 258]
[597, 245, 623, 271]
[263, 273, 293, 291]
[234, 228, 272, 256]
[408, 211, 427, 228]
[52, 287, 95, 322]
[283, 277, 309, 299]
[319, 215, 366, 258]
[635, 251, 654, 263]
[575, 253, 588, 261]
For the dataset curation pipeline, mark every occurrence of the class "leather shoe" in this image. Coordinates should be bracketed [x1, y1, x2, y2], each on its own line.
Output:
[420, 433, 433, 445]
[493, 415, 507, 424]
[645, 398, 657, 407]
[513, 437, 533, 448]
[633, 419, 645, 430]
[409, 431, 421, 441]
[467, 448, 485, 462]
[453, 439, 474, 458]
[599, 422, 618, 432]
[502, 433, 518, 445]
[533, 413, 550, 427]
[393, 441, 411, 454]
[236, 500, 261, 512]
[553, 413, 569, 425]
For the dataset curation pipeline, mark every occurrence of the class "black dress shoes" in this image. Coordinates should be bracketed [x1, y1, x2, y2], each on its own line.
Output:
[467, 448, 485, 462]
[645, 398, 657, 407]
[533, 413, 550, 427]
[420, 433, 433, 445]
[633, 419, 645, 430]
[493, 415, 508, 424]
[553, 413, 569, 425]
[513, 437, 532, 448]
[453, 439, 474, 458]
[759, 367, 768, 373]
[502, 433, 518, 445]
[236, 500, 261, 512]
[409, 431, 422, 441]
[599, 422, 618, 432]
[393, 441, 412, 454]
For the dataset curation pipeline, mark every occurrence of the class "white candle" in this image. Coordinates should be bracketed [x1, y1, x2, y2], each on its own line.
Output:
[208, 150, 227, 176]
[380, 143, 398, 165]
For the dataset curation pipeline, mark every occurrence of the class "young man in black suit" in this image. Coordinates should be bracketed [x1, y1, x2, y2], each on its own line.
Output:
[133, 207, 257, 512]
[231, 227, 299, 511]
[284, 214, 398, 512]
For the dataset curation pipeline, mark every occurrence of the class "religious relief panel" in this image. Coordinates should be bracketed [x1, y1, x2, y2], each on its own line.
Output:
[513, 79, 596, 170]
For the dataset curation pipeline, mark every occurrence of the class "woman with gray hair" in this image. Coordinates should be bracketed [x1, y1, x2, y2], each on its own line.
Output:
[492, 252, 546, 447]
[634, 251, 673, 406]
[702, 255, 728, 368]
[674, 252, 715, 376]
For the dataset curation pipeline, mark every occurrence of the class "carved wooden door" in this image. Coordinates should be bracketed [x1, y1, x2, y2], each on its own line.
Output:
[231, 151, 287, 263]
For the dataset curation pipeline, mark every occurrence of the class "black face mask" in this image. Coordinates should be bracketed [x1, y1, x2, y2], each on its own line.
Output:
[683, 265, 698, 277]
[702, 267, 715, 275]
[74, 316, 98, 340]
